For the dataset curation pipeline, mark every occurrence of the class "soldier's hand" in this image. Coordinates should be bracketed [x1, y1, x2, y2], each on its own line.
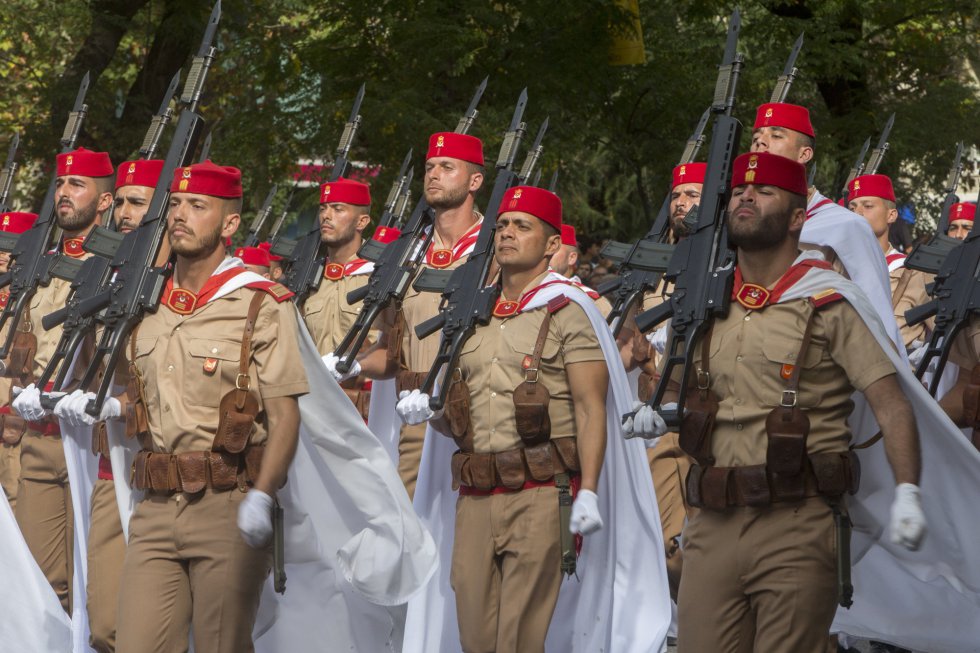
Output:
[238, 489, 274, 548]
[322, 352, 360, 383]
[396, 389, 436, 425]
[645, 325, 668, 355]
[12, 384, 49, 422]
[623, 401, 669, 439]
[889, 483, 926, 551]
[56, 390, 121, 427]
[570, 489, 603, 535]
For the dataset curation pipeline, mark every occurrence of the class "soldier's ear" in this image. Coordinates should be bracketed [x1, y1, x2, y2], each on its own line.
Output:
[222, 211, 241, 238]
[544, 233, 562, 257]
[788, 207, 807, 232]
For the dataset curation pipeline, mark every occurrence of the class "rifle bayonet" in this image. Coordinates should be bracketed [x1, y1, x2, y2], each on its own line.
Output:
[864, 112, 895, 175]
[455, 76, 488, 135]
[139, 72, 180, 159]
[840, 137, 871, 201]
[244, 183, 279, 247]
[518, 117, 548, 183]
[770, 32, 804, 103]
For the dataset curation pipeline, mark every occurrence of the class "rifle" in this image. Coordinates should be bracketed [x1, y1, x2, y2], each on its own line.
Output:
[331, 77, 488, 375]
[839, 137, 871, 202]
[597, 107, 711, 334]
[139, 72, 181, 161]
[413, 90, 532, 411]
[627, 8, 744, 428]
[276, 83, 365, 303]
[243, 184, 279, 247]
[770, 32, 804, 103]
[198, 130, 214, 162]
[547, 169, 559, 192]
[48, 0, 221, 415]
[904, 142, 964, 275]
[0, 72, 91, 366]
[358, 148, 414, 262]
[0, 133, 21, 215]
[863, 113, 895, 176]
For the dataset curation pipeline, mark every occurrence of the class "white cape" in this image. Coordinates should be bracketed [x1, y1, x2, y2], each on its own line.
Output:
[402, 273, 671, 653]
[780, 251, 980, 653]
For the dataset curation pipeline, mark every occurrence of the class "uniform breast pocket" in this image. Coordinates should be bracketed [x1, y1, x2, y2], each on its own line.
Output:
[185, 339, 241, 408]
[761, 335, 824, 406]
[507, 321, 561, 370]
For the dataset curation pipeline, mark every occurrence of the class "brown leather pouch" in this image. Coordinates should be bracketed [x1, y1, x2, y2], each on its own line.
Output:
[524, 442, 556, 481]
[125, 370, 149, 439]
[243, 446, 265, 485]
[700, 466, 730, 511]
[92, 420, 110, 456]
[444, 373, 473, 442]
[679, 390, 719, 465]
[810, 452, 856, 497]
[552, 437, 580, 472]
[467, 452, 494, 490]
[395, 370, 426, 396]
[514, 379, 551, 447]
[765, 406, 810, 475]
[451, 452, 465, 491]
[148, 453, 176, 492]
[208, 451, 240, 490]
[734, 465, 771, 507]
[6, 330, 37, 381]
[213, 389, 259, 454]
[1, 413, 27, 445]
[686, 464, 705, 508]
[175, 452, 207, 493]
[495, 448, 526, 489]
[132, 451, 150, 488]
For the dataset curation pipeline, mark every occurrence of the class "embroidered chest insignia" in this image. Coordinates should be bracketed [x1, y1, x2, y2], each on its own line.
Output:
[203, 358, 218, 374]
[735, 283, 770, 309]
[493, 299, 519, 318]
[430, 249, 452, 268]
[167, 289, 196, 314]
[62, 238, 85, 258]
[324, 262, 345, 281]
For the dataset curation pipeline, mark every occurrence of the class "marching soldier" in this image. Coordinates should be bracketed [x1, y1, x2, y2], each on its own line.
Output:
[396, 185, 608, 653]
[234, 245, 273, 277]
[946, 202, 975, 240]
[10, 147, 114, 613]
[549, 223, 612, 316]
[627, 152, 926, 653]
[0, 211, 38, 508]
[257, 241, 285, 281]
[333, 132, 486, 497]
[846, 173, 931, 351]
[112, 158, 163, 234]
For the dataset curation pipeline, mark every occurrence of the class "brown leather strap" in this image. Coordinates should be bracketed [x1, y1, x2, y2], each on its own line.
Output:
[234, 292, 266, 409]
[781, 307, 819, 406]
[891, 268, 914, 310]
[691, 323, 714, 398]
[525, 312, 554, 383]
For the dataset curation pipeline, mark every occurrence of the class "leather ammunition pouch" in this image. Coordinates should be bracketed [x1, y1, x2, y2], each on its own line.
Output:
[441, 369, 474, 447]
[451, 437, 580, 492]
[92, 420, 110, 457]
[513, 296, 570, 447]
[0, 411, 27, 446]
[5, 329, 37, 383]
[678, 326, 720, 466]
[395, 370, 426, 396]
[132, 446, 265, 493]
[212, 292, 266, 454]
[387, 309, 407, 366]
[125, 329, 150, 440]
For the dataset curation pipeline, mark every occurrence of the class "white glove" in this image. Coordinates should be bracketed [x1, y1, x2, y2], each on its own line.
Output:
[396, 389, 437, 425]
[623, 401, 670, 439]
[907, 344, 927, 367]
[238, 489, 274, 548]
[645, 325, 668, 355]
[889, 483, 926, 551]
[570, 489, 603, 535]
[322, 352, 360, 382]
[55, 390, 121, 427]
[12, 384, 49, 422]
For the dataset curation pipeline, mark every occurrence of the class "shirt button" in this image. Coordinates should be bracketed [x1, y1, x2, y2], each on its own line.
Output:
[736, 423, 743, 431]
[735, 398, 742, 405]
[211, 347, 218, 354]
[489, 428, 495, 434]
[500, 324, 506, 330]
[174, 326, 180, 332]
[736, 355, 743, 362]
[744, 315, 751, 321]
[167, 365, 174, 372]
[491, 357, 498, 363]
[490, 392, 497, 398]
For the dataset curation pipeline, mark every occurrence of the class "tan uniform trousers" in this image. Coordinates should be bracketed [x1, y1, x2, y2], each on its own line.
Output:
[451, 486, 562, 653]
[1, 439, 20, 507]
[15, 430, 73, 612]
[87, 477, 125, 653]
[677, 497, 838, 653]
[647, 432, 695, 600]
[398, 421, 426, 500]
[116, 488, 272, 653]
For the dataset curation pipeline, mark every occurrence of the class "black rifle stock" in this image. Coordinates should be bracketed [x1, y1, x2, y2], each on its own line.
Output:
[629, 9, 744, 429]
[357, 149, 413, 263]
[331, 77, 488, 375]
[905, 143, 964, 275]
[243, 183, 279, 247]
[414, 90, 530, 412]
[0, 72, 91, 367]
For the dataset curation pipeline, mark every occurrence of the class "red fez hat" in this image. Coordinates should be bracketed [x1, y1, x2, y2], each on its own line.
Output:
[951, 202, 976, 223]
[848, 174, 895, 203]
[731, 151, 808, 196]
[115, 159, 164, 190]
[257, 241, 283, 262]
[426, 132, 484, 166]
[371, 225, 401, 244]
[319, 177, 371, 206]
[560, 224, 577, 247]
[57, 147, 113, 178]
[0, 211, 38, 234]
[500, 185, 562, 231]
[754, 103, 815, 138]
[234, 246, 271, 268]
[672, 163, 707, 189]
[171, 160, 242, 198]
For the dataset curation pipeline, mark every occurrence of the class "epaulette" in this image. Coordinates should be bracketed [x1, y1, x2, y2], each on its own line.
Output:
[547, 294, 571, 313]
[811, 288, 844, 308]
[245, 280, 295, 303]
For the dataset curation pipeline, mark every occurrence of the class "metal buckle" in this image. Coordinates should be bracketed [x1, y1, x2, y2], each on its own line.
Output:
[524, 367, 539, 383]
[236, 373, 251, 391]
[781, 390, 798, 407]
[697, 368, 710, 390]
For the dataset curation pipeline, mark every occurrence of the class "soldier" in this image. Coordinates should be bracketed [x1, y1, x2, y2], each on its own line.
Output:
[257, 241, 285, 281]
[113, 158, 164, 234]
[549, 223, 612, 317]
[10, 147, 114, 613]
[627, 152, 926, 653]
[667, 162, 705, 240]
[233, 245, 272, 277]
[750, 103, 901, 345]
[332, 132, 486, 497]
[396, 185, 608, 653]
[847, 173, 931, 351]
[946, 202, 975, 240]
[0, 211, 38, 508]
[70, 160, 308, 652]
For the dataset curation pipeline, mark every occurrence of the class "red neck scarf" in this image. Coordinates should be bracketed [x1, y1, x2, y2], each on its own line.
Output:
[426, 220, 482, 269]
[731, 258, 831, 310]
[161, 267, 248, 315]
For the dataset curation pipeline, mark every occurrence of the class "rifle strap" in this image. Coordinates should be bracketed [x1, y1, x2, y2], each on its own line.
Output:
[891, 268, 914, 310]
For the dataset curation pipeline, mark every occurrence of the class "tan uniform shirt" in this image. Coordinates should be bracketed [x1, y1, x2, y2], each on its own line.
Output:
[131, 286, 308, 453]
[458, 273, 605, 453]
[28, 276, 75, 378]
[669, 296, 895, 467]
[889, 262, 932, 349]
[948, 315, 980, 370]
[302, 267, 370, 355]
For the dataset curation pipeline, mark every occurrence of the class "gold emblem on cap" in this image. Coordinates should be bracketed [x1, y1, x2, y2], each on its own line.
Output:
[436, 135, 445, 147]
[514, 189, 523, 199]
[182, 168, 192, 178]
[853, 180, 861, 190]
[679, 165, 686, 176]
[67, 155, 74, 165]
[128, 162, 137, 174]
[765, 107, 774, 118]
[2, 215, 8, 226]
[323, 185, 330, 196]
[747, 155, 758, 169]
[745, 170, 756, 183]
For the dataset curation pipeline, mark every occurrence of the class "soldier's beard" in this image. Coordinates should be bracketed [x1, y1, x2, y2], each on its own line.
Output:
[425, 183, 469, 210]
[57, 197, 99, 232]
[728, 204, 789, 252]
[170, 222, 224, 259]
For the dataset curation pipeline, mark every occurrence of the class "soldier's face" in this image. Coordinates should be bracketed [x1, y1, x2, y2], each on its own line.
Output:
[727, 184, 802, 251]
[0, 251, 9, 273]
[750, 127, 812, 165]
[670, 182, 703, 237]
[318, 202, 367, 247]
[948, 220, 972, 240]
[495, 211, 561, 271]
[424, 157, 482, 210]
[55, 175, 102, 232]
[167, 192, 238, 258]
[114, 185, 155, 234]
[549, 244, 578, 277]
[848, 195, 896, 239]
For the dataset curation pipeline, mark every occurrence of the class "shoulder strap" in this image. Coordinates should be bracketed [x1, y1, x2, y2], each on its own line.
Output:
[781, 303, 819, 407]
[235, 291, 267, 408]
[891, 268, 914, 310]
